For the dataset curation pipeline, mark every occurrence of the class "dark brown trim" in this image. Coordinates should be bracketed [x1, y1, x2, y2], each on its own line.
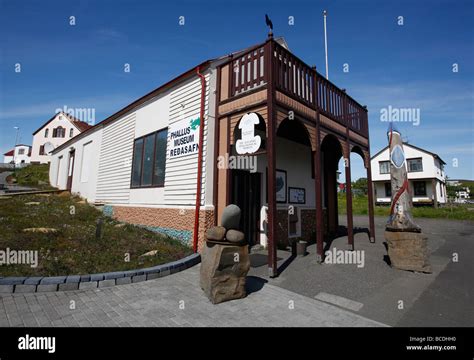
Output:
[365, 108, 376, 243]
[314, 110, 324, 262]
[213, 66, 222, 225]
[218, 84, 267, 106]
[266, 39, 278, 277]
[274, 104, 316, 126]
[319, 123, 347, 140]
[343, 93, 354, 250]
[218, 99, 268, 119]
[226, 116, 231, 206]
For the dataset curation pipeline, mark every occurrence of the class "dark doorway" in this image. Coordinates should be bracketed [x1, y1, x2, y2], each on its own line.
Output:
[231, 169, 261, 246]
[66, 149, 75, 191]
[321, 135, 343, 235]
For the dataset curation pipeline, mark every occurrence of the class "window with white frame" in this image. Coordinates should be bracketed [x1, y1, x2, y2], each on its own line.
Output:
[408, 158, 423, 172]
[379, 161, 390, 174]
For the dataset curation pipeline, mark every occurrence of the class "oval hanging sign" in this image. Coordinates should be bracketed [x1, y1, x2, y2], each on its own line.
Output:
[236, 112, 261, 155]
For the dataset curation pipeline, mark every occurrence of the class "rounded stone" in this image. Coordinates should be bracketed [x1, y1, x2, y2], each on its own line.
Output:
[206, 226, 227, 241]
[221, 204, 241, 230]
[226, 229, 245, 244]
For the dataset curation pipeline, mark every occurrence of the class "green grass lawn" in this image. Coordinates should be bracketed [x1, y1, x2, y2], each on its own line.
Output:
[0, 194, 192, 277]
[8, 164, 54, 190]
[338, 193, 474, 221]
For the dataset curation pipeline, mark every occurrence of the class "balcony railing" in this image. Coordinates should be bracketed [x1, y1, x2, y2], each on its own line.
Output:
[224, 40, 368, 138]
[231, 45, 266, 96]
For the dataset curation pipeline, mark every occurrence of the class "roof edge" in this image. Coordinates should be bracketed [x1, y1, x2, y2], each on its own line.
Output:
[371, 142, 446, 164]
[52, 60, 213, 154]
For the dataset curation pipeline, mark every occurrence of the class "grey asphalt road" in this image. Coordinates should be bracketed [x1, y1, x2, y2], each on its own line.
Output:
[249, 215, 474, 327]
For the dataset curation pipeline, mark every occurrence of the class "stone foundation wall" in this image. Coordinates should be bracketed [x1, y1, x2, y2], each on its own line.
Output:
[109, 206, 215, 252]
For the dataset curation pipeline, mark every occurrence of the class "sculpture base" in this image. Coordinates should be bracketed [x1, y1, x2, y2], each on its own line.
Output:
[200, 242, 250, 304]
[385, 230, 432, 273]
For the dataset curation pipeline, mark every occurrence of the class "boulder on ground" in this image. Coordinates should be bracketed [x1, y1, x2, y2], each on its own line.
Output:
[385, 231, 431, 273]
[139, 250, 158, 257]
[200, 242, 250, 304]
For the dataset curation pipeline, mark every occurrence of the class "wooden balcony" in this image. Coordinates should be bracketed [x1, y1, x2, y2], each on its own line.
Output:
[219, 38, 369, 139]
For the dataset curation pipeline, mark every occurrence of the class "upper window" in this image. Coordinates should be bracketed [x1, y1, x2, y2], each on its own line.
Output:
[53, 126, 65, 138]
[379, 161, 390, 174]
[131, 129, 168, 188]
[18, 148, 25, 155]
[413, 181, 426, 196]
[70, 128, 74, 137]
[408, 158, 423, 172]
[45, 129, 49, 138]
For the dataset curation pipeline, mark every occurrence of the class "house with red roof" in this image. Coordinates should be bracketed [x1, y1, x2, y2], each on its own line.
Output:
[3, 144, 31, 165]
[30, 111, 92, 164]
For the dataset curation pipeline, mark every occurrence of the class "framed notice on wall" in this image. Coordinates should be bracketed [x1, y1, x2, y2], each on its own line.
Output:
[266, 168, 287, 203]
[275, 170, 287, 203]
[289, 187, 306, 204]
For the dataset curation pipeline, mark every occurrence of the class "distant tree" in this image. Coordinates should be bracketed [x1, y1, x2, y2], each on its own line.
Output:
[446, 183, 458, 201]
[352, 177, 368, 195]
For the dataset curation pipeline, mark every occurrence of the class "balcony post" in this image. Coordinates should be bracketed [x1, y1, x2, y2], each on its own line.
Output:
[366, 159, 376, 243]
[313, 69, 324, 263]
[364, 105, 376, 243]
[343, 91, 354, 250]
[266, 39, 278, 277]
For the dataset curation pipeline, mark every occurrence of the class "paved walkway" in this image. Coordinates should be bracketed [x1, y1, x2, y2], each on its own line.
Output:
[249, 216, 474, 327]
[0, 266, 386, 327]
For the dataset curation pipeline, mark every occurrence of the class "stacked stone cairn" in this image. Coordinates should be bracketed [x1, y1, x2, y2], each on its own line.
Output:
[200, 204, 250, 304]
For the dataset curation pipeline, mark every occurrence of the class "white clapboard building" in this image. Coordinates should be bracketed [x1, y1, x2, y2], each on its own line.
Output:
[48, 35, 376, 263]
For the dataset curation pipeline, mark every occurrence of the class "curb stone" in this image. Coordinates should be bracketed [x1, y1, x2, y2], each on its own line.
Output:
[0, 254, 201, 294]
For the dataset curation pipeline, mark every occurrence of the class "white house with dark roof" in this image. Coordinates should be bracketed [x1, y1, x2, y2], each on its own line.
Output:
[371, 143, 447, 206]
[31, 111, 92, 164]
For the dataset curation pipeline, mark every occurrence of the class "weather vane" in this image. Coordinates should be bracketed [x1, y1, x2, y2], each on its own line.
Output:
[265, 14, 273, 37]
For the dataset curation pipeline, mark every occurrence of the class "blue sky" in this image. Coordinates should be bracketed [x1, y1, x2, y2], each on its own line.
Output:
[1, 0, 473, 180]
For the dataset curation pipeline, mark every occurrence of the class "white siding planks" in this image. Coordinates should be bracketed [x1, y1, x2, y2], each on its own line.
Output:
[164, 73, 210, 205]
[96, 113, 136, 203]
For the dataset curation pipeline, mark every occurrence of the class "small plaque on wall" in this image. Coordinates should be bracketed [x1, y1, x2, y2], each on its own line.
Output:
[288, 187, 305, 204]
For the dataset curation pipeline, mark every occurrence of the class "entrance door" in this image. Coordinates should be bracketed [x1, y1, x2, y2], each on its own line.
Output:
[231, 170, 261, 246]
[66, 150, 75, 191]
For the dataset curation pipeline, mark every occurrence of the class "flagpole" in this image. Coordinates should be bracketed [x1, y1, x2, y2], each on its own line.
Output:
[323, 10, 329, 80]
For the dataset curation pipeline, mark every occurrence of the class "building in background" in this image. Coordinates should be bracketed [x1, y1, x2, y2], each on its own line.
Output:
[31, 111, 92, 164]
[371, 143, 446, 207]
[2, 144, 31, 166]
[455, 187, 470, 203]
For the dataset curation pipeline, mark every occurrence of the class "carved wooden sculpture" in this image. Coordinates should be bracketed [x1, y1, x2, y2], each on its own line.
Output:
[385, 125, 431, 273]
[386, 127, 421, 232]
